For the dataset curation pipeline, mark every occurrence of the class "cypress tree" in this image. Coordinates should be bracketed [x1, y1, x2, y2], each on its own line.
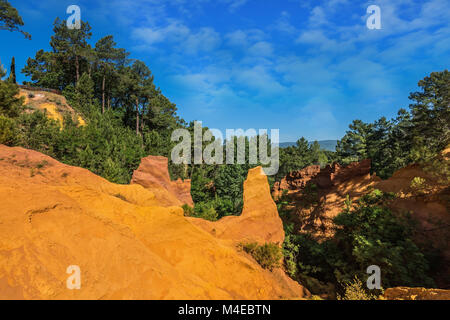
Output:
[8, 56, 16, 84]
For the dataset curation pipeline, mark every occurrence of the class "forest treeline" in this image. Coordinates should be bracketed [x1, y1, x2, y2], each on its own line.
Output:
[337, 70, 449, 179]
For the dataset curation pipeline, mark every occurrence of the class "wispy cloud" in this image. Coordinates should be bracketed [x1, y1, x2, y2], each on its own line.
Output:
[130, 0, 448, 138]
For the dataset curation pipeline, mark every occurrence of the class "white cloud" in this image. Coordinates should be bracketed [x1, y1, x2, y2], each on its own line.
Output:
[184, 28, 221, 54]
[222, 0, 249, 11]
[225, 29, 265, 47]
[132, 20, 189, 45]
[309, 7, 327, 26]
[132, 21, 220, 54]
[274, 11, 297, 34]
[247, 41, 274, 57]
[234, 65, 286, 95]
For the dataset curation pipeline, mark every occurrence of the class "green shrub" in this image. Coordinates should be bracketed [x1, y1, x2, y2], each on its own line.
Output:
[193, 202, 218, 221]
[0, 115, 16, 145]
[410, 177, 428, 194]
[242, 242, 283, 271]
[358, 188, 396, 206]
[331, 196, 434, 289]
[182, 204, 195, 216]
[337, 277, 378, 300]
[16, 111, 60, 156]
[283, 235, 299, 278]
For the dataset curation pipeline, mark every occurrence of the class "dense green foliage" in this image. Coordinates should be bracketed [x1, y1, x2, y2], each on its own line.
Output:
[0, 61, 23, 145]
[282, 190, 435, 295]
[186, 136, 259, 219]
[241, 242, 283, 271]
[337, 70, 450, 178]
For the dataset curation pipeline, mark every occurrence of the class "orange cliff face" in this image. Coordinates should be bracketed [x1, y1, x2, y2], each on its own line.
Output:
[0, 145, 307, 300]
[272, 159, 378, 240]
[131, 155, 193, 207]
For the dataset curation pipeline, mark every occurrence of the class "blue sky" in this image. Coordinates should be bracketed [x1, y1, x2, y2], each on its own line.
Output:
[1, 0, 449, 142]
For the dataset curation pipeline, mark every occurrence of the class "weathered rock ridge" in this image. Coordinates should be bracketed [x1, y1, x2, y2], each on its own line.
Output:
[0, 145, 307, 300]
[131, 155, 193, 207]
[272, 159, 372, 200]
[272, 160, 377, 240]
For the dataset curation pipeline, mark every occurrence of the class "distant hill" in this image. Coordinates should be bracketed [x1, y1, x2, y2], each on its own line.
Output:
[279, 140, 338, 152]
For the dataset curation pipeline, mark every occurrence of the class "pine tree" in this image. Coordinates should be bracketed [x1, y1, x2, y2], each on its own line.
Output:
[22, 18, 92, 89]
[336, 120, 373, 163]
[50, 18, 92, 84]
[409, 70, 450, 157]
[94, 35, 128, 113]
[0, 0, 31, 39]
[73, 72, 97, 117]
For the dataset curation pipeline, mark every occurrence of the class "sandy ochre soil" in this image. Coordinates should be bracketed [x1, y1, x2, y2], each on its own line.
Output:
[0, 144, 308, 300]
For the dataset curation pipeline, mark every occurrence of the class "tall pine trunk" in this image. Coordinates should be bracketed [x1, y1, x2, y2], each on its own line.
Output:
[136, 97, 140, 136]
[102, 75, 106, 114]
[141, 104, 145, 132]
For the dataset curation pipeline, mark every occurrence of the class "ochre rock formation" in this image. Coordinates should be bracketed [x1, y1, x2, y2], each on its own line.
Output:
[0, 145, 307, 300]
[273, 160, 373, 199]
[131, 155, 193, 207]
[189, 166, 285, 245]
[384, 287, 450, 300]
[273, 160, 377, 240]
[273, 165, 322, 199]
